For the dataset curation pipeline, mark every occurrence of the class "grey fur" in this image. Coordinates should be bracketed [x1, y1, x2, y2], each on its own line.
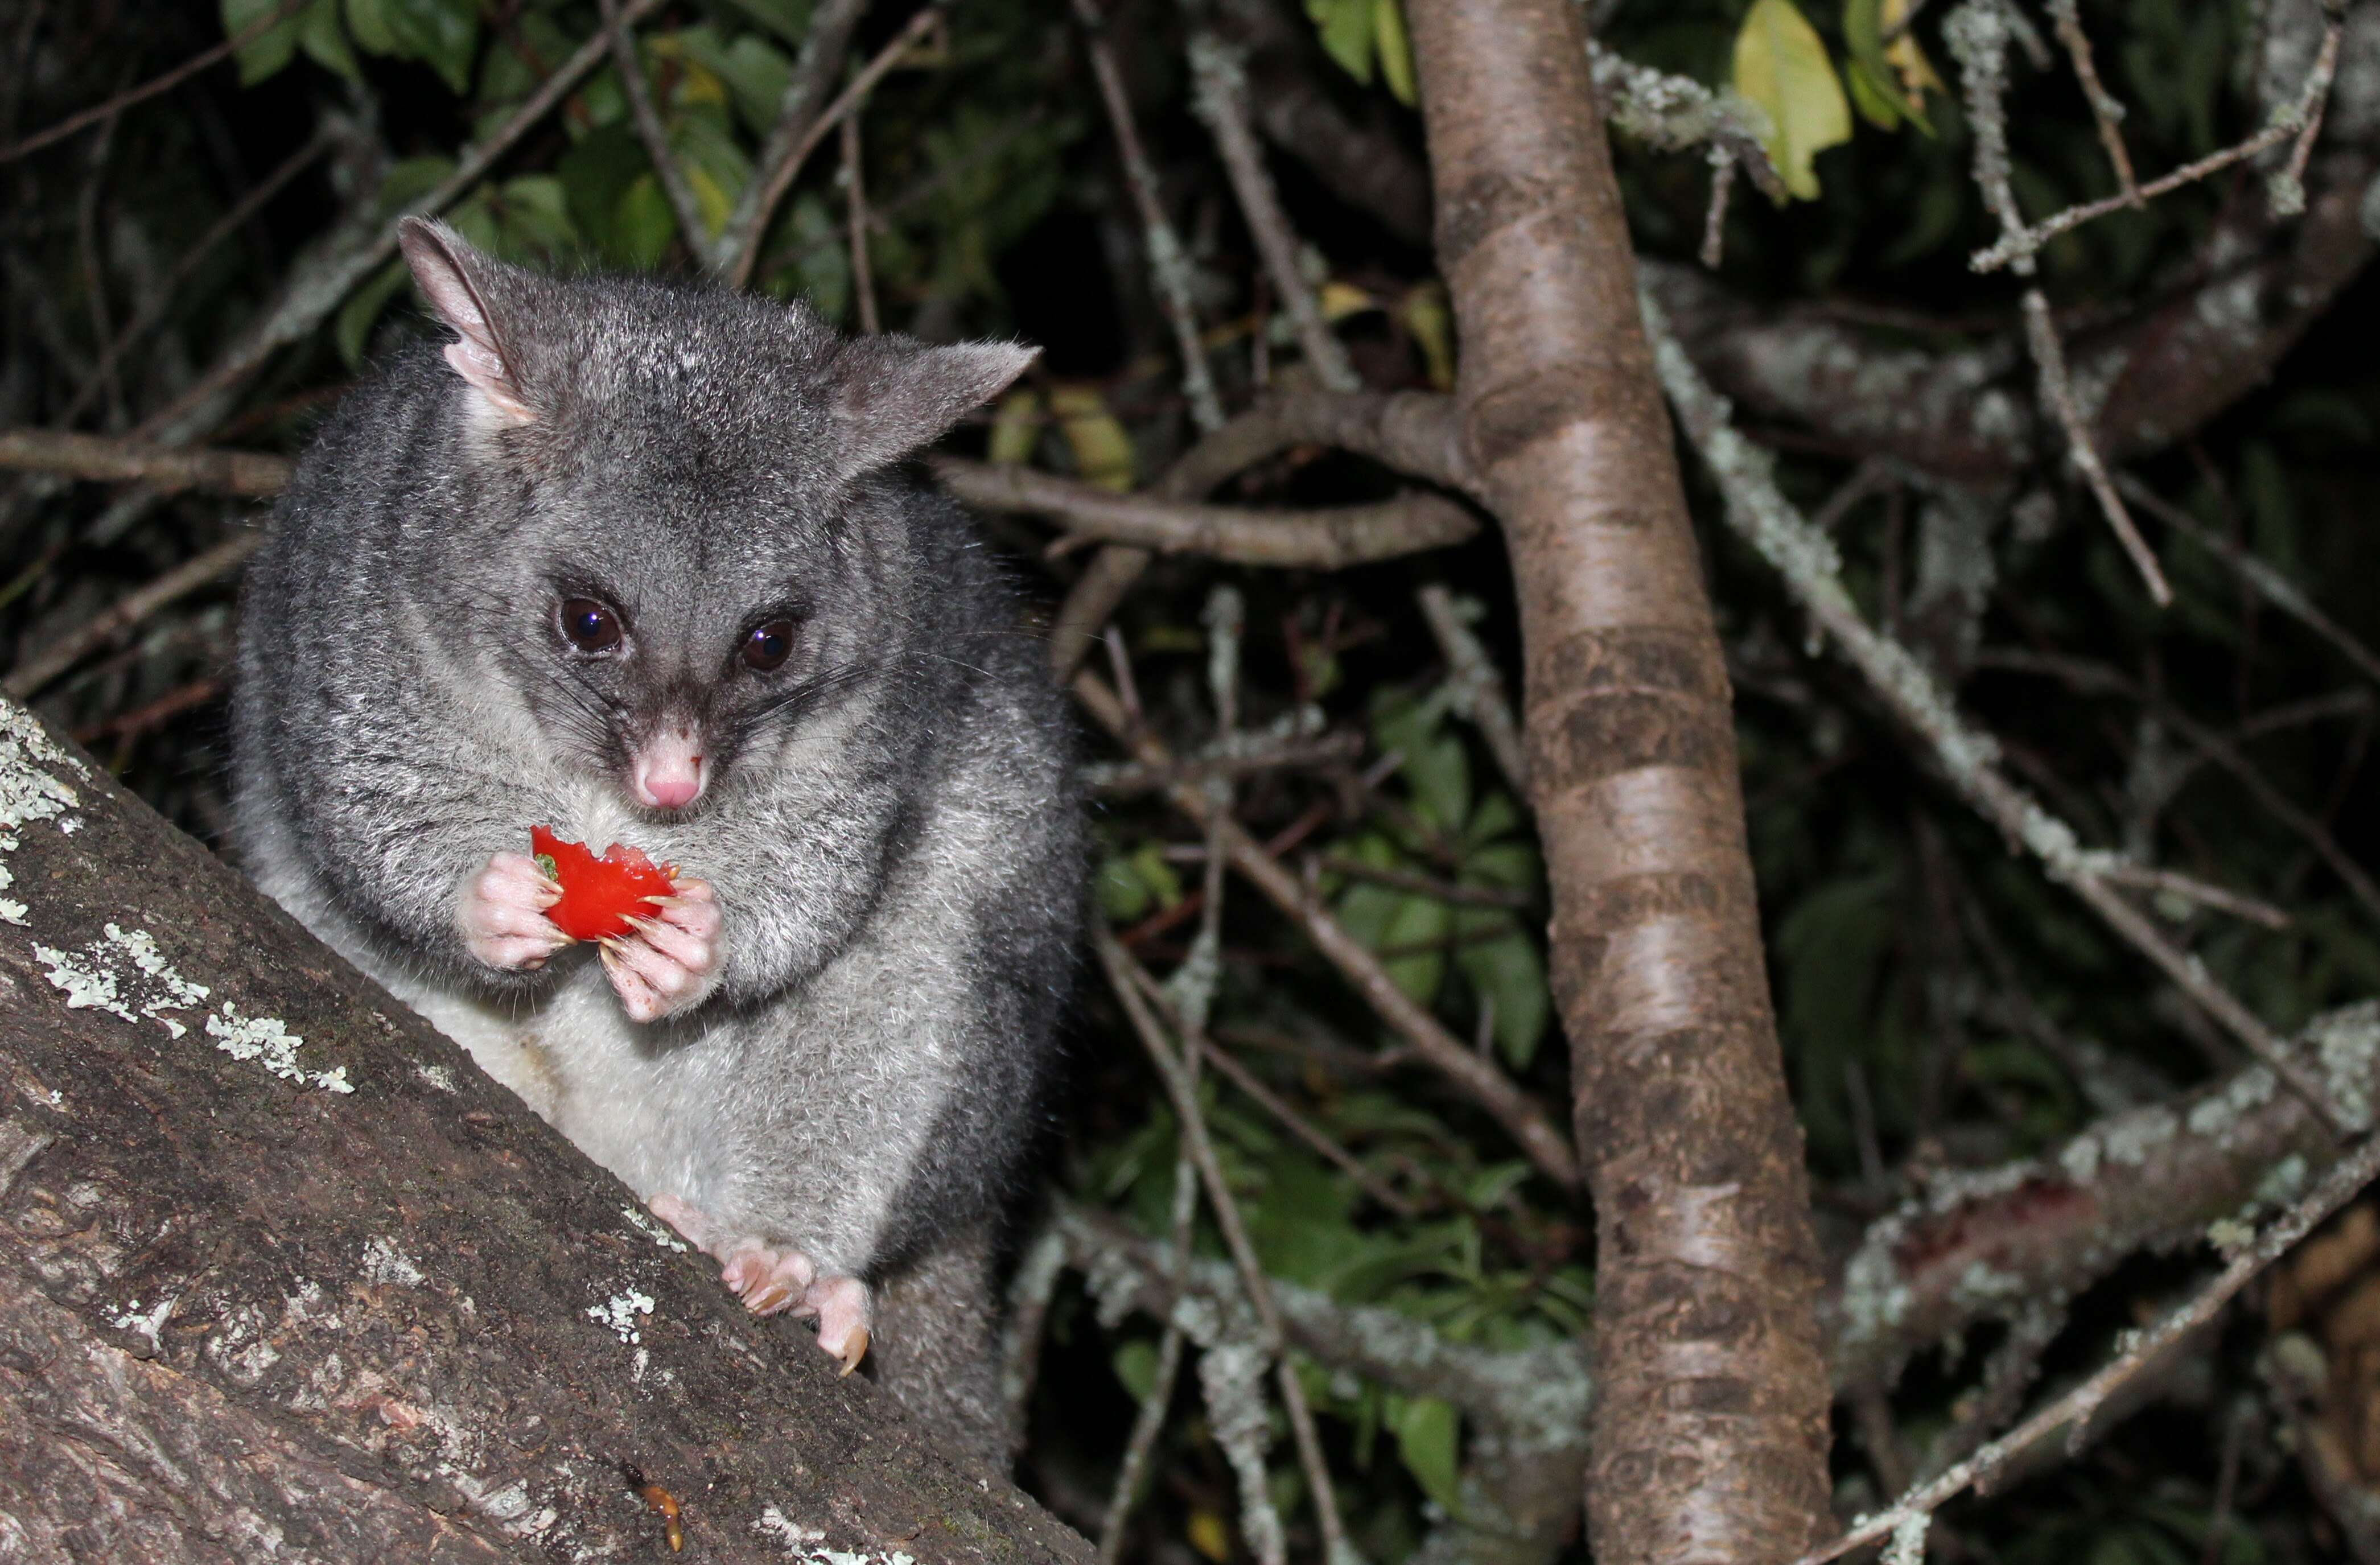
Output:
[231, 220, 1080, 1465]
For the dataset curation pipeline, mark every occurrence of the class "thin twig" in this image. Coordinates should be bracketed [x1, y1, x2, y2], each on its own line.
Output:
[1187, 32, 1358, 394]
[600, 0, 710, 252]
[73, 676, 224, 745]
[1075, 668, 1583, 1188]
[5, 529, 261, 698]
[2117, 473, 2380, 687]
[0, 0, 310, 165]
[1699, 146, 1735, 269]
[2096, 862, 2291, 929]
[74, 80, 127, 428]
[60, 126, 333, 429]
[1798, 1129, 2380, 1565]
[712, 0, 872, 282]
[1640, 285, 2345, 1130]
[720, 4, 940, 291]
[1967, 11, 2345, 271]
[1195, 1033, 1420, 1218]
[1975, 647, 2380, 929]
[1071, 0, 1225, 433]
[1416, 584, 1529, 796]
[2047, 0, 2139, 204]
[1096, 930, 1348, 1565]
[141, 0, 669, 447]
[842, 116, 879, 335]
[2022, 289, 2170, 603]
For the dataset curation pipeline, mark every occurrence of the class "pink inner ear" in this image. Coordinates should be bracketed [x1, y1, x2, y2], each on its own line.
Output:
[442, 339, 535, 424]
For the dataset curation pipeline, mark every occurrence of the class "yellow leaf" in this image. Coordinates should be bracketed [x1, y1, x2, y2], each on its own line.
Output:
[988, 389, 1042, 467]
[1400, 281, 1455, 391]
[1049, 385, 1136, 492]
[1733, 0, 1852, 200]
[1373, 0, 1416, 105]
[1882, 0, 1943, 112]
[1187, 1511, 1233, 1563]
[1319, 279, 1378, 322]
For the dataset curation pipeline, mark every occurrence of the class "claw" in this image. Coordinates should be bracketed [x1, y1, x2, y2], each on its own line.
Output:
[838, 1324, 870, 1377]
[748, 1279, 793, 1315]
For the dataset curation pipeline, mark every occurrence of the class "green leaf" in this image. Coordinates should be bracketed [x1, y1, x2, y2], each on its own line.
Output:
[1373, 0, 1416, 105]
[1111, 1336, 1160, 1402]
[372, 0, 480, 93]
[673, 28, 795, 137]
[222, 0, 306, 84]
[343, 0, 396, 54]
[335, 257, 411, 368]
[1307, 0, 1374, 85]
[613, 175, 681, 269]
[1374, 693, 1469, 831]
[300, 0, 360, 81]
[1732, 0, 1852, 200]
[1387, 1395, 1462, 1513]
[1844, 56, 1904, 130]
[720, 0, 814, 47]
[1454, 919, 1550, 1071]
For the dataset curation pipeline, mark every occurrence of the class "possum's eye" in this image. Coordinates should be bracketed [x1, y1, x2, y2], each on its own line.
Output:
[742, 620, 796, 672]
[558, 598, 623, 653]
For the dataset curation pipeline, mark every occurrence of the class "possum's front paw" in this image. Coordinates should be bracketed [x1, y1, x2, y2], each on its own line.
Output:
[648, 1194, 873, 1374]
[459, 852, 570, 970]
[599, 875, 723, 1022]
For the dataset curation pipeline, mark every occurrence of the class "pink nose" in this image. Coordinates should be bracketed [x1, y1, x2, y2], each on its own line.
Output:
[632, 730, 706, 810]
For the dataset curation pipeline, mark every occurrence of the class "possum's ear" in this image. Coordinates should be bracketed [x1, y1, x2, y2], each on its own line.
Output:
[398, 217, 537, 426]
[828, 335, 1038, 479]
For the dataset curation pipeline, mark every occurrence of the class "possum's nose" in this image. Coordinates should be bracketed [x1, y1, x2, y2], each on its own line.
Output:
[632, 726, 707, 811]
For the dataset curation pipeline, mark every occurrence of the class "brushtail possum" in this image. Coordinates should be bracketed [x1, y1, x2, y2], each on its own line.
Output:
[232, 217, 1081, 1464]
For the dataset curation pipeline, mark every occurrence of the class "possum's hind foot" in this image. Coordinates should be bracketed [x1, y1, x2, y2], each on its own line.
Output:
[648, 1193, 872, 1374]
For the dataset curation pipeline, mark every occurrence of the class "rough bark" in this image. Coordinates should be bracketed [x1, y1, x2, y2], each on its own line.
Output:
[0, 697, 1089, 1565]
[1408, 6, 1834, 1564]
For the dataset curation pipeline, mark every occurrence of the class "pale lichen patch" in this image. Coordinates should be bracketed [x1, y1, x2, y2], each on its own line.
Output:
[753, 1508, 919, 1565]
[208, 1004, 353, 1094]
[361, 1237, 427, 1287]
[587, 1289, 655, 1345]
[623, 1205, 689, 1253]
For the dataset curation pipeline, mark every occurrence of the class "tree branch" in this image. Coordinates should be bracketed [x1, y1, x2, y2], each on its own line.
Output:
[936, 456, 1479, 567]
[0, 694, 1088, 1561]
[1412, 4, 1838, 1559]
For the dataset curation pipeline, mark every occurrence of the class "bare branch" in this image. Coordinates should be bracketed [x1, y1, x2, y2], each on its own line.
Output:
[1969, 9, 2345, 271]
[0, 0, 309, 165]
[937, 456, 1479, 567]
[1641, 285, 2346, 1128]
[711, 0, 873, 283]
[2117, 473, 2380, 687]
[719, 5, 939, 291]
[2021, 289, 2169, 603]
[599, 0, 710, 255]
[1806, 1122, 2380, 1565]
[142, 0, 668, 447]
[0, 429, 291, 496]
[1073, 669, 1583, 1190]
[1071, 0, 1225, 434]
[1187, 33, 1359, 393]
[6, 529, 261, 699]
[1416, 584, 1529, 796]
[2047, 0, 2140, 204]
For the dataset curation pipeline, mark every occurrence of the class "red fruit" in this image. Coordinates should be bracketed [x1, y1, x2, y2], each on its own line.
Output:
[529, 825, 673, 942]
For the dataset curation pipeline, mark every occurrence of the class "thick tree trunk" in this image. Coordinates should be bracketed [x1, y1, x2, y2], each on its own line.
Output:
[0, 696, 1088, 1565]
[1407, 6, 1835, 1564]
